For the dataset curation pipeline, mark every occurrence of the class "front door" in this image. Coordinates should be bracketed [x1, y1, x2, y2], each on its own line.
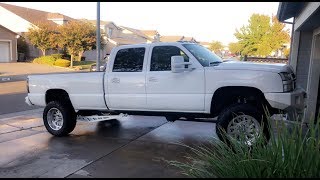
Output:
[146, 45, 205, 112]
[107, 47, 147, 110]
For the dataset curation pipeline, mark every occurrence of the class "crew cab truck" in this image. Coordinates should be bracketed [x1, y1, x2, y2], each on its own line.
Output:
[25, 42, 306, 144]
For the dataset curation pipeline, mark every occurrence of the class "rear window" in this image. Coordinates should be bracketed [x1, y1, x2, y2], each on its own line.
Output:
[113, 48, 145, 72]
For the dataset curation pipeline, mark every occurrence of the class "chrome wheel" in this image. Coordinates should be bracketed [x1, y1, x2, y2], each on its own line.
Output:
[47, 108, 63, 131]
[227, 114, 261, 145]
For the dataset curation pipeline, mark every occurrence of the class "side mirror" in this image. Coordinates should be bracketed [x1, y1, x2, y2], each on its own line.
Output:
[171, 56, 193, 73]
[100, 64, 106, 71]
[90, 64, 107, 72]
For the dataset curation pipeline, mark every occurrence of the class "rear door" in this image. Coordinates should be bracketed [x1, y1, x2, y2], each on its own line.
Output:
[106, 46, 148, 110]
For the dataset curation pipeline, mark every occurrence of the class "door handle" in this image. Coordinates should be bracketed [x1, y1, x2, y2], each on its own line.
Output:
[111, 77, 120, 83]
[148, 77, 158, 82]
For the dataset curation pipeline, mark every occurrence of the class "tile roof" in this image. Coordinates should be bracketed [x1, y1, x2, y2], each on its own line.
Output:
[80, 19, 113, 26]
[109, 37, 140, 45]
[140, 30, 158, 37]
[160, 35, 184, 42]
[199, 41, 210, 46]
[120, 26, 151, 40]
[0, 3, 75, 27]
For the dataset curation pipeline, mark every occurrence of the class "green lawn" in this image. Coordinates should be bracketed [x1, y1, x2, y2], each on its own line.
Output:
[73, 61, 96, 69]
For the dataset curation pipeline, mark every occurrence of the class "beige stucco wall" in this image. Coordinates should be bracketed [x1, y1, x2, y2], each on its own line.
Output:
[0, 26, 17, 62]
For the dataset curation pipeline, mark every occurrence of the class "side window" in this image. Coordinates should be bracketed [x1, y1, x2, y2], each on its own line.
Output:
[112, 48, 145, 72]
[150, 46, 189, 71]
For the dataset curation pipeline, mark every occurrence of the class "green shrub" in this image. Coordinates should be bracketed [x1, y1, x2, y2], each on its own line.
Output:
[32, 55, 56, 66]
[54, 59, 70, 67]
[50, 54, 63, 60]
[168, 117, 320, 178]
[74, 56, 86, 61]
[73, 61, 96, 69]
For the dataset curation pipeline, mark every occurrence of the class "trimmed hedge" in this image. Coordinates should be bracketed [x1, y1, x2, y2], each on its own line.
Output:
[32, 56, 56, 66]
[54, 59, 71, 67]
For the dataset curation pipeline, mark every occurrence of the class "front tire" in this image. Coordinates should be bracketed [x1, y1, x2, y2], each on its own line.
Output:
[216, 103, 270, 146]
[43, 101, 77, 137]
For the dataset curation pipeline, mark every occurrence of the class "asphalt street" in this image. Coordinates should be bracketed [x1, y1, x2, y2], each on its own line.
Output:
[0, 81, 40, 115]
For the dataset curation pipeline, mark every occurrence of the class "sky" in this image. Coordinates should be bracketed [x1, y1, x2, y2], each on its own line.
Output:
[4, 2, 291, 46]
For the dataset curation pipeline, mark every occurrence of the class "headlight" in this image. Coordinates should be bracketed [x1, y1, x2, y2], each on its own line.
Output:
[283, 83, 293, 92]
[279, 72, 292, 81]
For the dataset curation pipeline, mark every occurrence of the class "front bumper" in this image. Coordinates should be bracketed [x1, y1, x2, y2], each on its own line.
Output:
[264, 87, 307, 111]
[25, 96, 34, 106]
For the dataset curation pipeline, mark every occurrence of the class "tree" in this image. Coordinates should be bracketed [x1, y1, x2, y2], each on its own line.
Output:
[268, 16, 291, 55]
[234, 14, 290, 57]
[209, 40, 224, 54]
[58, 21, 97, 67]
[17, 36, 29, 60]
[26, 22, 57, 56]
[228, 42, 242, 55]
[284, 47, 290, 58]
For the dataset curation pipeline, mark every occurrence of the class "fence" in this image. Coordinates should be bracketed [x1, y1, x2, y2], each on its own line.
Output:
[244, 57, 289, 64]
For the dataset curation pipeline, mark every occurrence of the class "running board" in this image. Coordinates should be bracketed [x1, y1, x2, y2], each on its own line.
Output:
[77, 113, 128, 122]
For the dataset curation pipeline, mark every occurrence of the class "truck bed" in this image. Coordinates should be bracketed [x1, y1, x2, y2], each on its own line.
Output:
[27, 72, 108, 110]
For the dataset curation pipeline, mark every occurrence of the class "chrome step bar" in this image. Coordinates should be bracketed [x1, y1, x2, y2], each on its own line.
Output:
[77, 113, 128, 122]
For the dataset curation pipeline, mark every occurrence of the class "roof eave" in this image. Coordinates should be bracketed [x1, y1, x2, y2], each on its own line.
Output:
[277, 2, 305, 22]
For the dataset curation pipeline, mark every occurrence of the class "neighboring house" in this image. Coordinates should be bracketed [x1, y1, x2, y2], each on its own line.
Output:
[82, 20, 159, 60]
[277, 2, 320, 121]
[270, 43, 291, 58]
[0, 2, 74, 59]
[160, 35, 197, 43]
[0, 2, 205, 62]
[0, 25, 18, 62]
[199, 41, 210, 49]
[141, 30, 160, 42]
[83, 19, 200, 60]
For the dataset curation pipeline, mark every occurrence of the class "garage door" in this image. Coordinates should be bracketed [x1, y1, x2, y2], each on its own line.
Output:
[0, 41, 10, 62]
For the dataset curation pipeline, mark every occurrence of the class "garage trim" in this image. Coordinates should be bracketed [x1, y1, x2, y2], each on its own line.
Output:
[0, 39, 13, 61]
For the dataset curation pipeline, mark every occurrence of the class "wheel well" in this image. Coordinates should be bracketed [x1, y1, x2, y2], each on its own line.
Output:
[45, 89, 72, 107]
[210, 86, 274, 117]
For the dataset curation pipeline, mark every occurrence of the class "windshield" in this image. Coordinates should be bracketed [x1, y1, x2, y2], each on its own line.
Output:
[182, 44, 223, 67]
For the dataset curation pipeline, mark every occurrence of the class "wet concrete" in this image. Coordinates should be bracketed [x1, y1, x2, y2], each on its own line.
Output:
[0, 112, 217, 178]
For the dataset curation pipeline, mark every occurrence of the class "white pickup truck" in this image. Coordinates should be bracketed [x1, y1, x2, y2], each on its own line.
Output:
[25, 42, 306, 144]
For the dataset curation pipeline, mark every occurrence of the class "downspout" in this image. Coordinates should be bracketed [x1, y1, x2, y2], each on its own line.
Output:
[288, 17, 295, 65]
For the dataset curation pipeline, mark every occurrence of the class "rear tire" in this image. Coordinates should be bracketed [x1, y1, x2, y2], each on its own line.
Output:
[43, 101, 77, 137]
[216, 103, 270, 146]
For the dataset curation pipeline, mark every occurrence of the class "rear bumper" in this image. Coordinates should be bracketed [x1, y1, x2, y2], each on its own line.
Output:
[264, 88, 307, 111]
[25, 96, 34, 106]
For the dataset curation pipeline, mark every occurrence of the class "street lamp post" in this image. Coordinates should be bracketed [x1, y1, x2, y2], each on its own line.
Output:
[96, 2, 101, 71]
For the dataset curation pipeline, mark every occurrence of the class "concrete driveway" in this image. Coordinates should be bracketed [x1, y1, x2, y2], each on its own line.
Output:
[0, 109, 217, 178]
